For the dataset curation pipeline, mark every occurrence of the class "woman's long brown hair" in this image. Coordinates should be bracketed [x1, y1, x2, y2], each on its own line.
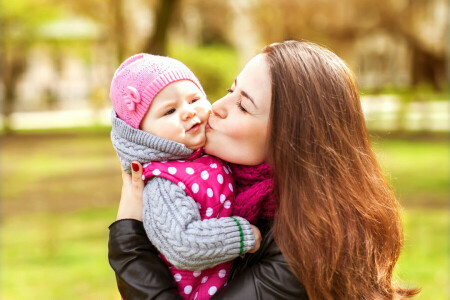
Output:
[263, 41, 419, 299]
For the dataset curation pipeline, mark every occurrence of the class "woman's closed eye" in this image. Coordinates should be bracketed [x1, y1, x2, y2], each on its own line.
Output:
[227, 88, 247, 113]
[236, 100, 247, 113]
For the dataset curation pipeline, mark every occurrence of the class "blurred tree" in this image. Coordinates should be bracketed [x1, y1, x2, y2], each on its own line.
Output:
[0, 0, 61, 132]
[143, 0, 181, 55]
[58, 0, 122, 62]
[1, 46, 27, 132]
[389, 0, 447, 90]
[252, 0, 448, 90]
[362, 0, 447, 90]
[111, 0, 125, 62]
[190, 0, 232, 46]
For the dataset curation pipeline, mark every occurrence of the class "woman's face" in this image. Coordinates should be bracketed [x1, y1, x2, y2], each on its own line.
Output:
[205, 54, 271, 165]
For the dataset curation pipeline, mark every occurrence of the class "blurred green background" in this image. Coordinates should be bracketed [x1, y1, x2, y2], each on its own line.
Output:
[1, 0, 448, 299]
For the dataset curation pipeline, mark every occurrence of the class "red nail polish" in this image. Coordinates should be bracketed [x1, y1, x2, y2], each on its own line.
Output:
[132, 163, 139, 172]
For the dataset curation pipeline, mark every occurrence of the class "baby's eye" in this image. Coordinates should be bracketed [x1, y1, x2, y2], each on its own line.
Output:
[226, 88, 234, 94]
[164, 108, 176, 116]
[190, 98, 200, 104]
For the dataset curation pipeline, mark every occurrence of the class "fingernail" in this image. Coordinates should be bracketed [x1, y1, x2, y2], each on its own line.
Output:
[132, 162, 139, 172]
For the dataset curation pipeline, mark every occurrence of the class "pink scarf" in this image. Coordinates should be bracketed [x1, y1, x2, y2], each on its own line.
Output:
[229, 163, 277, 224]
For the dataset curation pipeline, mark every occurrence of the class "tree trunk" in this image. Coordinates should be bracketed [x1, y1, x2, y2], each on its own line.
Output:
[411, 45, 446, 90]
[143, 0, 180, 55]
[112, 0, 125, 63]
[1, 51, 26, 133]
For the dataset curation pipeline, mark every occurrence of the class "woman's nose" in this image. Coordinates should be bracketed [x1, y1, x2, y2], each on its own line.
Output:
[211, 96, 228, 118]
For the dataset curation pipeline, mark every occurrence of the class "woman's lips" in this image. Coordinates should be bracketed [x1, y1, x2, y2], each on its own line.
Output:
[206, 119, 212, 130]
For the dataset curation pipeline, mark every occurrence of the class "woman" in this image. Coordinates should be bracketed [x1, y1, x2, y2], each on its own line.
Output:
[109, 41, 419, 299]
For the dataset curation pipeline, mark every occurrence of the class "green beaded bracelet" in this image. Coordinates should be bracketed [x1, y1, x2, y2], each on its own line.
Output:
[231, 216, 244, 256]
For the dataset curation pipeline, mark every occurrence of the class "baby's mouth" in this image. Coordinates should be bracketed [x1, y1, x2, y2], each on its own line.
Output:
[187, 122, 201, 133]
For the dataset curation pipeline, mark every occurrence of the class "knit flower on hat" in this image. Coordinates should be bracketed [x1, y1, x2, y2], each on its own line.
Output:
[123, 86, 141, 111]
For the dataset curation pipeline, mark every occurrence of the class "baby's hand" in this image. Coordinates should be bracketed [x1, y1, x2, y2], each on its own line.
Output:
[247, 225, 262, 254]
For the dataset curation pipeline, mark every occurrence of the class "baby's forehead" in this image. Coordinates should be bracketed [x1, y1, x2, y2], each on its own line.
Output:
[161, 80, 204, 97]
[150, 80, 206, 107]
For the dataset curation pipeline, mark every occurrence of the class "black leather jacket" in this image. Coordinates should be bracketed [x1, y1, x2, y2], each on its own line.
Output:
[108, 219, 308, 300]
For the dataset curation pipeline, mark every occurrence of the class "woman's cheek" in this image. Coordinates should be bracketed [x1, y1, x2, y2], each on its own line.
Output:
[226, 120, 254, 140]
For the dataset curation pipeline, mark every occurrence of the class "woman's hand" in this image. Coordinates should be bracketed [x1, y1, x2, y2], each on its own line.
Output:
[116, 162, 144, 221]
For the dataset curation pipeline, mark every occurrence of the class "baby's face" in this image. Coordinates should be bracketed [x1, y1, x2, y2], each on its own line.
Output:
[140, 80, 212, 150]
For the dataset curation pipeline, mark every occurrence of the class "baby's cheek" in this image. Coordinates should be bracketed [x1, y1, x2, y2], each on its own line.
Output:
[197, 100, 212, 115]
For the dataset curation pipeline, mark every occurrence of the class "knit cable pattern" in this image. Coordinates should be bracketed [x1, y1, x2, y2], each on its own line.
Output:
[111, 110, 194, 173]
[143, 178, 255, 270]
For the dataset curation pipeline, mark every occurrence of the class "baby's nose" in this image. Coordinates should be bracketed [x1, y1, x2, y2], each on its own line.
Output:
[182, 107, 197, 120]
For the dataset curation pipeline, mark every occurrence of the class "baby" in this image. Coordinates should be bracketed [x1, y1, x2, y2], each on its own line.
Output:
[109, 54, 259, 300]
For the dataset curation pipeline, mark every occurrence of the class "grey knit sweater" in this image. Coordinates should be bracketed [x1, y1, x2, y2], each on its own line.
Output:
[111, 111, 255, 270]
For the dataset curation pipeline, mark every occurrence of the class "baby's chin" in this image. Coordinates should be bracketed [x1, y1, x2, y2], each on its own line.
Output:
[186, 136, 206, 150]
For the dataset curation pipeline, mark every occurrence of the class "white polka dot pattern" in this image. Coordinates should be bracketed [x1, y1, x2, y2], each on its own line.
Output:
[201, 170, 209, 180]
[218, 269, 226, 278]
[206, 207, 213, 217]
[193, 271, 201, 277]
[141, 155, 235, 297]
[192, 183, 199, 193]
[217, 174, 223, 184]
[224, 200, 231, 209]
[208, 286, 217, 295]
[184, 285, 192, 294]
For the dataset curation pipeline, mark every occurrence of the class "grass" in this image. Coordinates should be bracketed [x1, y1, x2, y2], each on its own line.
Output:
[396, 210, 449, 299]
[2, 207, 445, 299]
[372, 137, 448, 207]
[1, 208, 119, 299]
[1, 131, 448, 299]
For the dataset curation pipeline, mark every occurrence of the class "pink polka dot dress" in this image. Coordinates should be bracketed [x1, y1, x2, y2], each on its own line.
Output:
[143, 151, 235, 300]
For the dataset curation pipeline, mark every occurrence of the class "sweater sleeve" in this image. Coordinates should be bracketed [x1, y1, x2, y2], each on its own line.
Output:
[142, 177, 255, 270]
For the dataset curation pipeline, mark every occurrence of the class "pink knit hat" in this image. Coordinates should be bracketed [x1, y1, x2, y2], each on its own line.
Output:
[110, 53, 205, 129]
